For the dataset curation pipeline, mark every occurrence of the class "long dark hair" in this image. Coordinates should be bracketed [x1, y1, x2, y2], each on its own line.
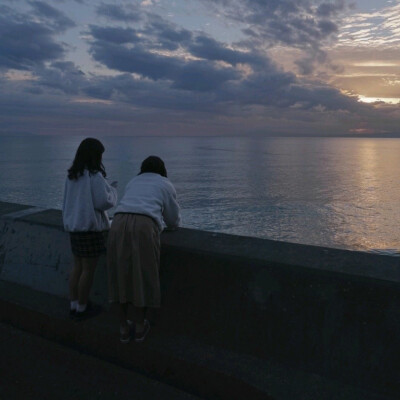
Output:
[68, 138, 106, 180]
[139, 156, 167, 177]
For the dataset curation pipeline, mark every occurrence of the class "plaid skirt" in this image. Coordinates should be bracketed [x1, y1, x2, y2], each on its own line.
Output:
[70, 231, 108, 258]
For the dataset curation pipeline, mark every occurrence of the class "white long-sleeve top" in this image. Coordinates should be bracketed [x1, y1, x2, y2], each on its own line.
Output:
[62, 170, 117, 232]
[115, 172, 181, 231]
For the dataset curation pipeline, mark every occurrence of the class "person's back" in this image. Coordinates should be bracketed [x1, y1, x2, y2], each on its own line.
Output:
[115, 172, 180, 231]
[63, 169, 116, 232]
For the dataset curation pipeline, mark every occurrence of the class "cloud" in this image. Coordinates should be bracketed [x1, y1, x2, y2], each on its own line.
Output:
[88, 22, 241, 91]
[317, 0, 347, 17]
[329, 3, 400, 106]
[28, 1, 76, 31]
[174, 61, 240, 91]
[88, 26, 140, 44]
[96, 3, 141, 22]
[200, 0, 350, 74]
[33, 61, 86, 95]
[1, 64, 398, 137]
[142, 14, 193, 50]
[0, 5, 65, 70]
[90, 41, 240, 91]
[200, 0, 348, 46]
[338, 3, 400, 49]
[1, 0, 398, 137]
[86, 13, 359, 113]
[53, 0, 85, 3]
[187, 35, 265, 67]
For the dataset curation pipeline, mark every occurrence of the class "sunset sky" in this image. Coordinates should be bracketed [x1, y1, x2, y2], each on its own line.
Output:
[1, 0, 400, 136]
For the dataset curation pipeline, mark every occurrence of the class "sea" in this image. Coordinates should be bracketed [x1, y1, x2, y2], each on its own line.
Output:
[1, 135, 400, 255]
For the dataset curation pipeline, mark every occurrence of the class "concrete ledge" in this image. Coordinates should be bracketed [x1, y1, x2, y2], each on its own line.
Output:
[1, 200, 400, 397]
[0, 201, 33, 217]
[161, 227, 400, 284]
[18, 208, 64, 229]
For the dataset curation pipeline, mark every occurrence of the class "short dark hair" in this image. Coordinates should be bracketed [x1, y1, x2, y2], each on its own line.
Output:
[139, 156, 167, 177]
[68, 138, 106, 180]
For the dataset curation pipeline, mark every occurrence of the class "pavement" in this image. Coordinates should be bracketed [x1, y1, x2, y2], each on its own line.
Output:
[0, 280, 397, 400]
[0, 322, 201, 400]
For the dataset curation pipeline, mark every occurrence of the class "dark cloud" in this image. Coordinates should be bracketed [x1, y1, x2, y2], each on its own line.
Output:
[295, 49, 327, 75]
[0, 5, 64, 70]
[287, 83, 358, 111]
[96, 3, 141, 22]
[88, 22, 241, 92]
[318, 20, 338, 35]
[173, 61, 239, 91]
[89, 40, 179, 80]
[88, 26, 140, 44]
[295, 56, 317, 75]
[143, 14, 192, 51]
[201, 0, 348, 46]
[317, 0, 347, 17]
[1, 75, 396, 137]
[199, 0, 350, 74]
[1, 65, 398, 137]
[53, 0, 85, 3]
[188, 35, 265, 67]
[83, 73, 217, 111]
[33, 61, 86, 94]
[90, 40, 239, 91]
[28, 1, 76, 31]
[86, 12, 360, 110]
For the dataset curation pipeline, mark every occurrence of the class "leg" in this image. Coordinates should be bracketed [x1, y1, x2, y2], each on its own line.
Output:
[133, 306, 146, 332]
[77, 257, 99, 307]
[69, 256, 82, 302]
[119, 302, 129, 331]
[134, 306, 150, 342]
[119, 302, 134, 343]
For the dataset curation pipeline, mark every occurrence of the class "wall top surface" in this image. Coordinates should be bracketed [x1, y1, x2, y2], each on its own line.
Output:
[1, 200, 399, 284]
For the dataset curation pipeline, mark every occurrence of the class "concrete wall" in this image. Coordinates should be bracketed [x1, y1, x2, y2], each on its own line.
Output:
[0, 202, 108, 304]
[1, 200, 400, 395]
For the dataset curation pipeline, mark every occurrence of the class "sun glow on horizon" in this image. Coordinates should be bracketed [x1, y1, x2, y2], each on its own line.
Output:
[358, 95, 400, 105]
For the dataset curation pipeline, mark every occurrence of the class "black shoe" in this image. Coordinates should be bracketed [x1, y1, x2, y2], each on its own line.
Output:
[69, 309, 77, 319]
[135, 320, 150, 342]
[120, 320, 134, 344]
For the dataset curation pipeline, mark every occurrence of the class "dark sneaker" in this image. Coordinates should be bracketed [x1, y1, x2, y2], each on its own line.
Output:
[69, 309, 76, 319]
[120, 320, 134, 344]
[135, 320, 150, 342]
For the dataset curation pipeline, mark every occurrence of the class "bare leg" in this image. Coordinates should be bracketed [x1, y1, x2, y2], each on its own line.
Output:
[69, 256, 82, 301]
[78, 257, 98, 306]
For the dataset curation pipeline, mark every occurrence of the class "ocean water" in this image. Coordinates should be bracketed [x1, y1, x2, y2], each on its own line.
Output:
[1, 135, 400, 254]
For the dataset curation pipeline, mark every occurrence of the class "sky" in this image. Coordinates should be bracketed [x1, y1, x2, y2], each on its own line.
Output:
[0, 0, 400, 136]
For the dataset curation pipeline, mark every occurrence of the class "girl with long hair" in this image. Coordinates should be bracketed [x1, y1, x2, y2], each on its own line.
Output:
[63, 138, 117, 319]
[107, 156, 180, 343]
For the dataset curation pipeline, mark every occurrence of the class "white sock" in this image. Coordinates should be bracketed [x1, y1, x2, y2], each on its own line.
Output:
[70, 300, 78, 311]
[77, 303, 87, 313]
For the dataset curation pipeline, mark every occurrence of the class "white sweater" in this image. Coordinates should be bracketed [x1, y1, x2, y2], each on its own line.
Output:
[115, 172, 180, 231]
[62, 170, 118, 232]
